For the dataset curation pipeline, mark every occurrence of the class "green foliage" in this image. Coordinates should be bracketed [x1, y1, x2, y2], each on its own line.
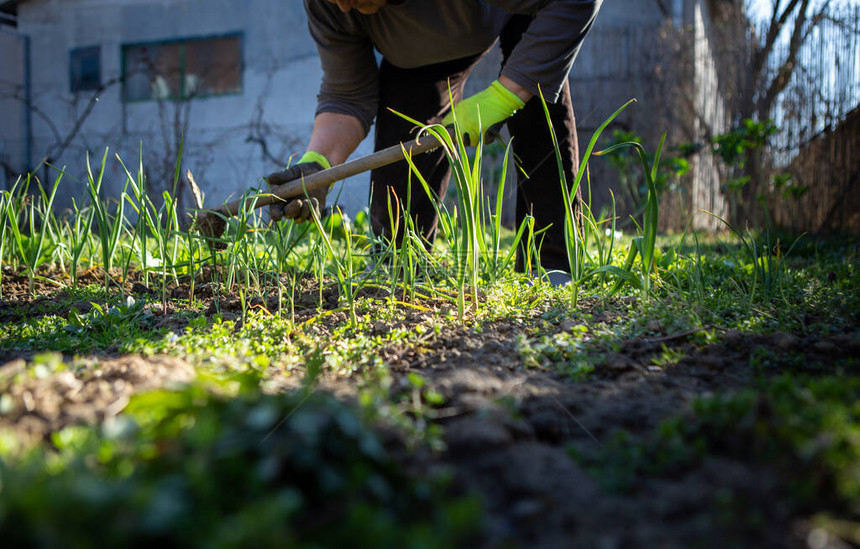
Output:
[308, 205, 365, 328]
[1, 100, 857, 548]
[65, 296, 155, 346]
[711, 118, 803, 199]
[4, 174, 62, 294]
[86, 148, 128, 291]
[704, 215, 798, 302]
[603, 129, 691, 214]
[61, 194, 98, 289]
[713, 119, 776, 171]
[572, 373, 860, 516]
[691, 375, 860, 509]
[517, 323, 594, 380]
[771, 172, 808, 199]
[591, 133, 663, 300]
[0, 384, 481, 547]
[401, 112, 488, 321]
[651, 344, 686, 367]
[0, 293, 162, 355]
[0, 189, 9, 297]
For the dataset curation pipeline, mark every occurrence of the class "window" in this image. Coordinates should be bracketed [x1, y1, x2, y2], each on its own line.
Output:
[122, 34, 242, 101]
[70, 46, 101, 92]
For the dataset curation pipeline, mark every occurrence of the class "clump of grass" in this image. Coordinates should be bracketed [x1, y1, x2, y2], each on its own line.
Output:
[541, 96, 633, 305]
[60, 191, 97, 290]
[86, 148, 128, 291]
[571, 371, 860, 516]
[591, 134, 662, 301]
[409, 124, 483, 322]
[308, 205, 363, 329]
[116, 146, 184, 309]
[705, 211, 801, 305]
[0, 179, 22, 297]
[517, 323, 594, 380]
[395, 109, 531, 322]
[0, 190, 7, 296]
[4, 173, 62, 295]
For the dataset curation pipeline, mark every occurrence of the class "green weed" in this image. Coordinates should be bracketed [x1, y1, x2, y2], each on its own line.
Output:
[86, 148, 129, 291]
[571, 373, 860, 518]
[0, 382, 482, 547]
[5, 174, 62, 294]
[517, 323, 595, 380]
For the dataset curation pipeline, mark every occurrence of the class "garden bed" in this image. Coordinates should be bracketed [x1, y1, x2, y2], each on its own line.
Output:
[1, 229, 858, 547]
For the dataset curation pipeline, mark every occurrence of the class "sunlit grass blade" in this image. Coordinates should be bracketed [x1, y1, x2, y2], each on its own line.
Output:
[87, 147, 129, 291]
[5, 173, 62, 294]
[591, 131, 663, 299]
[539, 93, 636, 304]
[0, 178, 24, 297]
[0, 191, 6, 297]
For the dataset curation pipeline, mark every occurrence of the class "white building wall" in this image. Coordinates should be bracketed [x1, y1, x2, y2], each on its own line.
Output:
[0, 25, 28, 189]
[13, 0, 377, 217]
[10, 0, 731, 229]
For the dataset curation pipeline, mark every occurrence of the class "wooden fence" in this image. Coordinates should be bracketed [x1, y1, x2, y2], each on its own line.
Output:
[769, 106, 860, 233]
[764, 5, 860, 233]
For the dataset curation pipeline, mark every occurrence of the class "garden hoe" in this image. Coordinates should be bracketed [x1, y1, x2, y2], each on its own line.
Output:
[190, 133, 445, 245]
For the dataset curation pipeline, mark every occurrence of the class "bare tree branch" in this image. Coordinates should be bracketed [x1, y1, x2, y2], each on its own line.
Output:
[0, 74, 125, 176]
[43, 75, 124, 167]
[752, 0, 833, 120]
[654, 0, 672, 18]
[749, 0, 803, 104]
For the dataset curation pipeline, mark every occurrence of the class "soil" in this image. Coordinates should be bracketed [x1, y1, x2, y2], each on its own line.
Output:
[1, 266, 858, 548]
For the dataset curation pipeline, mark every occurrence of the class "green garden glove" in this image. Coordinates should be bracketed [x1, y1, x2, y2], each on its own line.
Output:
[441, 80, 526, 146]
[266, 151, 332, 223]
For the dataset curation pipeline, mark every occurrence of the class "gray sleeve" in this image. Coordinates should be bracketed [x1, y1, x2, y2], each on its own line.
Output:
[304, 0, 379, 135]
[488, 0, 602, 103]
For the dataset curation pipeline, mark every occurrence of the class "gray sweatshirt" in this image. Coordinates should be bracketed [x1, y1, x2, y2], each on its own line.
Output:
[304, 0, 602, 134]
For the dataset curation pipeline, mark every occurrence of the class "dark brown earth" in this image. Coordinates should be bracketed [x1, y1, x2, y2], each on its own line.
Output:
[1, 266, 857, 548]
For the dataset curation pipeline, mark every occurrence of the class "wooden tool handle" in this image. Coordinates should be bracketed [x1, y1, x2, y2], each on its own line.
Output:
[213, 134, 444, 217]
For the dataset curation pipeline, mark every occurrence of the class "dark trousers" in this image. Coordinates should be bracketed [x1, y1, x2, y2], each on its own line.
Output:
[369, 15, 580, 273]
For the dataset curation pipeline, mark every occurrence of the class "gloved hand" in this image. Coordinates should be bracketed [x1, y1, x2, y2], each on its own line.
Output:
[265, 151, 332, 223]
[441, 80, 526, 146]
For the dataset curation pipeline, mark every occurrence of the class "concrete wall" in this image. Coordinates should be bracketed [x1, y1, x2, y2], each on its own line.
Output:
[9, 0, 366, 216]
[0, 25, 28, 190]
[7, 0, 732, 231]
[689, 0, 730, 230]
[570, 0, 731, 231]
[7, 0, 506, 220]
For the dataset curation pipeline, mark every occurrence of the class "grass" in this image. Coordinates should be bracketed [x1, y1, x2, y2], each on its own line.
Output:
[86, 148, 128, 292]
[0, 228, 856, 545]
[0, 382, 481, 547]
[572, 372, 860, 518]
[0, 105, 679, 319]
[4, 173, 61, 295]
[0, 105, 857, 546]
